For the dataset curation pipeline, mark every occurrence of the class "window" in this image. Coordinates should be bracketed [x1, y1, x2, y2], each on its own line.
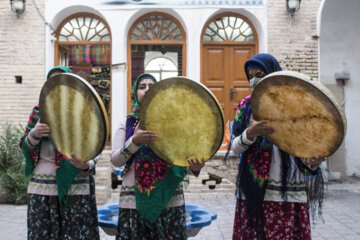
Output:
[145, 57, 178, 80]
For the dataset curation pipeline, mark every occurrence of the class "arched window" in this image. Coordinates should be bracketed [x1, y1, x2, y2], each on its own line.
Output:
[203, 16, 255, 42]
[130, 14, 184, 41]
[58, 15, 111, 42]
[145, 57, 178, 80]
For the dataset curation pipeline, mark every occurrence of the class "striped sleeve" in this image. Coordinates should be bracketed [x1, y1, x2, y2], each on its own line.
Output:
[231, 128, 256, 155]
[111, 120, 140, 167]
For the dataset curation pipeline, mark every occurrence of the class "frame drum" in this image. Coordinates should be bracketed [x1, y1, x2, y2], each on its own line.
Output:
[251, 71, 346, 158]
[39, 73, 109, 161]
[139, 77, 224, 167]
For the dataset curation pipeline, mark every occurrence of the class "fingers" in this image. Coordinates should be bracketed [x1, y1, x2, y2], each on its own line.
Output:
[142, 131, 157, 143]
[187, 158, 205, 167]
[70, 153, 81, 161]
[187, 159, 195, 166]
[134, 123, 141, 132]
[69, 153, 88, 169]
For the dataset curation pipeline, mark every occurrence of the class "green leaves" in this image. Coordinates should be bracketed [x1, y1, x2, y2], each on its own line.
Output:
[0, 122, 29, 204]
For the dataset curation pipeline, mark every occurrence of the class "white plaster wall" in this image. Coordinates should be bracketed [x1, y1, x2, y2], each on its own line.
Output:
[319, 0, 360, 176]
[45, 1, 267, 144]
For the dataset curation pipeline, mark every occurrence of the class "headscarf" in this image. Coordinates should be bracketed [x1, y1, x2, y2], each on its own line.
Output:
[129, 73, 157, 119]
[46, 66, 71, 80]
[244, 53, 282, 81]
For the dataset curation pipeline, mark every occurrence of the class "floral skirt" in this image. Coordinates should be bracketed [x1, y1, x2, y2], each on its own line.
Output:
[116, 206, 186, 240]
[27, 177, 99, 240]
[233, 199, 311, 240]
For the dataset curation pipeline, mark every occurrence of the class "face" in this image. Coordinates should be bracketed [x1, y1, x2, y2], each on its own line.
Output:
[137, 78, 155, 103]
[248, 68, 266, 79]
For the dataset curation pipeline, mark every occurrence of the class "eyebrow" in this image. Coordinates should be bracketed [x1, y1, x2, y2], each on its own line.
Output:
[138, 82, 154, 87]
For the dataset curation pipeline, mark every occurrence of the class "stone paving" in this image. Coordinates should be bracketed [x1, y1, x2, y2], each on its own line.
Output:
[0, 177, 359, 240]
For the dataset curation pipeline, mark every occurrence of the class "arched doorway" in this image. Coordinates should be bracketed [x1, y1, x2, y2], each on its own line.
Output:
[54, 13, 112, 137]
[201, 13, 258, 123]
[127, 12, 186, 112]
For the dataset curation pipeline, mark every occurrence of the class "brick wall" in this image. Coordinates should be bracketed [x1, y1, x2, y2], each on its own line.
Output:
[267, 0, 322, 80]
[0, 0, 46, 127]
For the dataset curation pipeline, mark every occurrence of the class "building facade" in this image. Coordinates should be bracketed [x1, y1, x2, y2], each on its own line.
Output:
[1, 0, 359, 181]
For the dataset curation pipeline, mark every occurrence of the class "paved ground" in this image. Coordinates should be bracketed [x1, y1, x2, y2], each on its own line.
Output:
[0, 177, 359, 240]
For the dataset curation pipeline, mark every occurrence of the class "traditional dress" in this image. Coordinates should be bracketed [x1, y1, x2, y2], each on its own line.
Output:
[111, 73, 187, 240]
[229, 54, 324, 240]
[20, 67, 100, 240]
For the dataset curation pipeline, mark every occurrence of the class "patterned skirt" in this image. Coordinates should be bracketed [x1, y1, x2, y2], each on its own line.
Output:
[27, 176, 99, 240]
[233, 199, 311, 240]
[116, 206, 186, 240]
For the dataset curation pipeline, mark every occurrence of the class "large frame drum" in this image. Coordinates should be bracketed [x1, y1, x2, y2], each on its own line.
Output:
[39, 73, 109, 161]
[251, 71, 346, 158]
[139, 77, 224, 167]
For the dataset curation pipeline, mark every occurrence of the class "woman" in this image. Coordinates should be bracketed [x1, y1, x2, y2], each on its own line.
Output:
[20, 66, 100, 240]
[111, 73, 204, 240]
[229, 54, 325, 240]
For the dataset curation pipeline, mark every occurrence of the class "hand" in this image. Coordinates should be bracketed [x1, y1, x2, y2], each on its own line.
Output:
[304, 155, 325, 170]
[69, 153, 90, 170]
[132, 123, 157, 146]
[32, 119, 50, 139]
[246, 115, 275, 140]
[187, 158, 205, 177]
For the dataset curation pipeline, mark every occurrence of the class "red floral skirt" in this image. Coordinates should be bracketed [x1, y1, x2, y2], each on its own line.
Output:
[233, 199, 311, 240]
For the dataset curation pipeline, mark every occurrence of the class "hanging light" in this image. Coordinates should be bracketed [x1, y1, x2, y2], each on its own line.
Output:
[286, 0, 301, 17]
[10, 0, 26, 17]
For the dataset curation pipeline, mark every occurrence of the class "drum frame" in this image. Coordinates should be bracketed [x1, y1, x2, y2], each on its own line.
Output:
[39, 73, 109, 161]
[251, 71, 346, 158]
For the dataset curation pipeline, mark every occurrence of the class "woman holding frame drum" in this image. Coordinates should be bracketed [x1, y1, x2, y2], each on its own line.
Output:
[111, 73, 205, 240]
[20, 66, 100, 240]
[229, 54, 325, 240]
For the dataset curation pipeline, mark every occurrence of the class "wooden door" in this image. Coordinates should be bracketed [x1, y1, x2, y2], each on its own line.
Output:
[202, 45, 254, 122]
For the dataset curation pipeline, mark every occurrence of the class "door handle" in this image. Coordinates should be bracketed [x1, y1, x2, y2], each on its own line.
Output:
[230, 88, 236, 101]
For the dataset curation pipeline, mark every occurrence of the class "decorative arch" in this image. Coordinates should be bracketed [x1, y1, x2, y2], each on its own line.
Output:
[127, 12, 186, 111]
[201, 13, 258, 44]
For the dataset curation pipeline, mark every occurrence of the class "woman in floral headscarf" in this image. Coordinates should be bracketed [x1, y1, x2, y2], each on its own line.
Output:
[111, 73, 204, 240]
[20, 66, 100, 240]
[228, 54, 325, 240]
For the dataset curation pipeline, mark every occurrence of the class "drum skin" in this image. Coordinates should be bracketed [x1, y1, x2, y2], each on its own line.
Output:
[39, 73, 109, 161]
[251, 71, 346, 158]
[139, 77, 224, 167]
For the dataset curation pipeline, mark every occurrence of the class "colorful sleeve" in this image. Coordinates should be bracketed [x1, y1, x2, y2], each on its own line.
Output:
[232, 94, 252, 137]
[20, 105, 40, 176]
